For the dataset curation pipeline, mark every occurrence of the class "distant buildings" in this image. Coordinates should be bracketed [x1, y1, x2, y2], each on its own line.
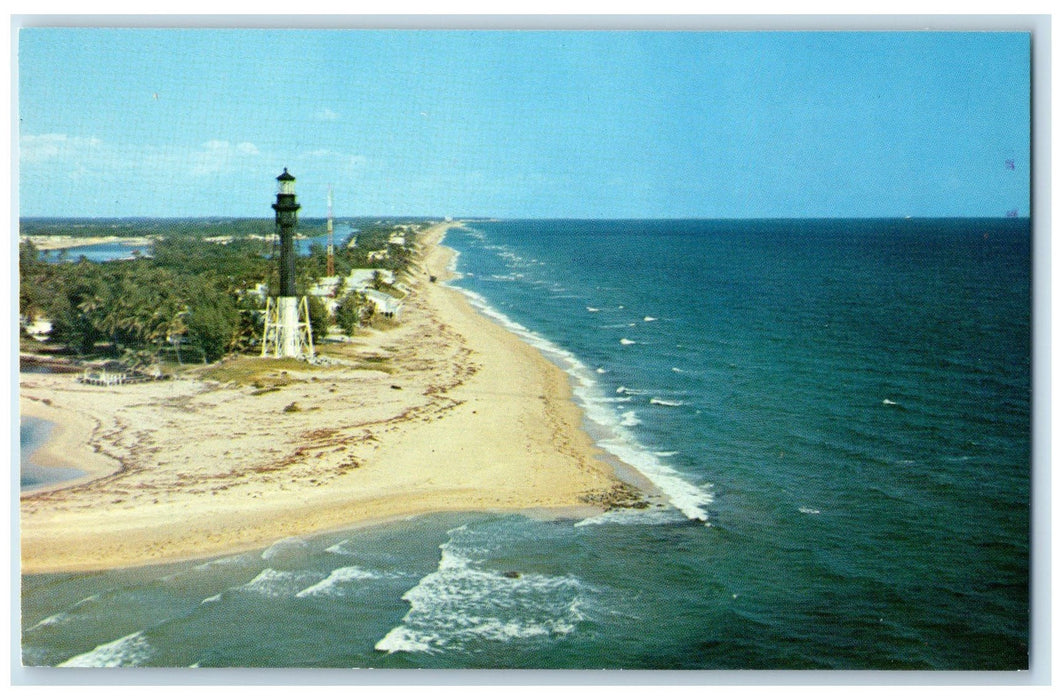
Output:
[245, 260, 406, 334]
[305, 268, 403, 320]
[346, 268, 396, 290]
[363, 289, 402, 319]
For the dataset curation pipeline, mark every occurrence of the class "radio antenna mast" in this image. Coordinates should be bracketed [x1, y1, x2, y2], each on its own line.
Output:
[326, 184, 335, 277]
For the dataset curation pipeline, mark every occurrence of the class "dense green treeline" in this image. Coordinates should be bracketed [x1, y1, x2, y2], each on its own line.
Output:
[19, 218, 428, 366]
[19, 216, 415, 240]
[20, 217, 326, 240]
[21, 217, 280, 240]
[20, 241, 253, 363]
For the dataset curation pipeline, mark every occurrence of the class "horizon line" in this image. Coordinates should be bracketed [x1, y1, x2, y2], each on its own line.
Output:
[18, 214, 1032, 222]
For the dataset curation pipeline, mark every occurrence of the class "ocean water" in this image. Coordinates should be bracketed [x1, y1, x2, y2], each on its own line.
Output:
[20, 416, 86, 490]
[20, 219, 1031, 670]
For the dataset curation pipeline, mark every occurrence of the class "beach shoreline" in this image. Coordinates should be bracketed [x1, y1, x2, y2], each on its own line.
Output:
[18, 401, 118, 496]
[19, 222, 649, 575]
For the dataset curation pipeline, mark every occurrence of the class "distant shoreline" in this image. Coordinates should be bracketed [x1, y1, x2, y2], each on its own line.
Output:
[19, 221, 643, 574]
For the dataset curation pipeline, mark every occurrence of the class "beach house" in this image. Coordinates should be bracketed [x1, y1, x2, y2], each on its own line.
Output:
[363, 289, 403, 319]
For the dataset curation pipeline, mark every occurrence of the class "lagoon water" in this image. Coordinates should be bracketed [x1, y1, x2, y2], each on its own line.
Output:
[37, 230, 343, 264]
[21, 219, 1030, 670]
[20, 416, 85, 491]
[38, 241, 150, 264]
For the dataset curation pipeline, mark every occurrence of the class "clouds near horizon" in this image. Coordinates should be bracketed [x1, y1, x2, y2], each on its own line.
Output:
[18, 29, 1030, 218]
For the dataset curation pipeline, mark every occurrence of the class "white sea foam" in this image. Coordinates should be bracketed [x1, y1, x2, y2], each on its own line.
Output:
[799, 506, 821, 515]
[650, 398, 684, 407]
[452, 285, 713, 524]
[193, 552, 256, 571]
[240, 568, 318, 598]
[596, 367, 607, 374]
[200, 566, 317, 604]
[882, 399, 899, 406]
[261, 536, 309, 561]
[375, 625, 433, 653]
[199, 565, 322, 603]
[595, 435, 713, 523]
[375, 526, 589, 654]
[619, 338, 636, 345]
[26, 611, 73, 632]
[620, 410, 641, 427]
[296, 566, 386, 598]
[324, 539, 353, 555]
[586, 307, 600, 312]
[446, 249, 462, 277]
[643, 316, 657, 322]
[616, 386, 647, 396]
[58, 630, 154, 667]
[575, 507, 687, 528]
[24, 593, 103, 632]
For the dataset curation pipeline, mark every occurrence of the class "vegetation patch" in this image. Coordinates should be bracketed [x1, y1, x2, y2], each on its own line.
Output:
[19, 218, 429, 367]
[317, 345, 394, 373]
[198, 357, 317, 387]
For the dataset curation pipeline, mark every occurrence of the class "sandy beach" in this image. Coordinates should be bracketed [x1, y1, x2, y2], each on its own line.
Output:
[20, 223, 647, 574]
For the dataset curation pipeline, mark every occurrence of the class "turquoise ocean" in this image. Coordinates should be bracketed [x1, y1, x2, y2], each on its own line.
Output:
[20, 218, 1031, 670]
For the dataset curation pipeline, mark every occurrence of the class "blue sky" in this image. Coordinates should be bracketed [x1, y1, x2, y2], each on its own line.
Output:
[18, 29, 1030, 218]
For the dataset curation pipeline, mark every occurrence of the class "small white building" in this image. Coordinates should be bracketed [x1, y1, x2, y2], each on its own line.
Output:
[22, 317, 53, 341]
[309, 276, 340, 297]
[364, 289, 403, 319]
[307, 269, 402, 319]
[305, 269, 396, 299]
[247, 282, 270, 302]
[345, 268, 395, 291]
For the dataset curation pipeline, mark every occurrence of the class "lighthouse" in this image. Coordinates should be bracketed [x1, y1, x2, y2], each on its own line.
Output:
[261, 168, 314, 359]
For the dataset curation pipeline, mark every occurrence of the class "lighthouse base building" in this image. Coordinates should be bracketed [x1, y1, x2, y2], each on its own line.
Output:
[261, 296, 314, 359]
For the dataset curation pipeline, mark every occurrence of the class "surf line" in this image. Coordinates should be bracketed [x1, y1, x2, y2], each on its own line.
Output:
[446, 283, 712, 524]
